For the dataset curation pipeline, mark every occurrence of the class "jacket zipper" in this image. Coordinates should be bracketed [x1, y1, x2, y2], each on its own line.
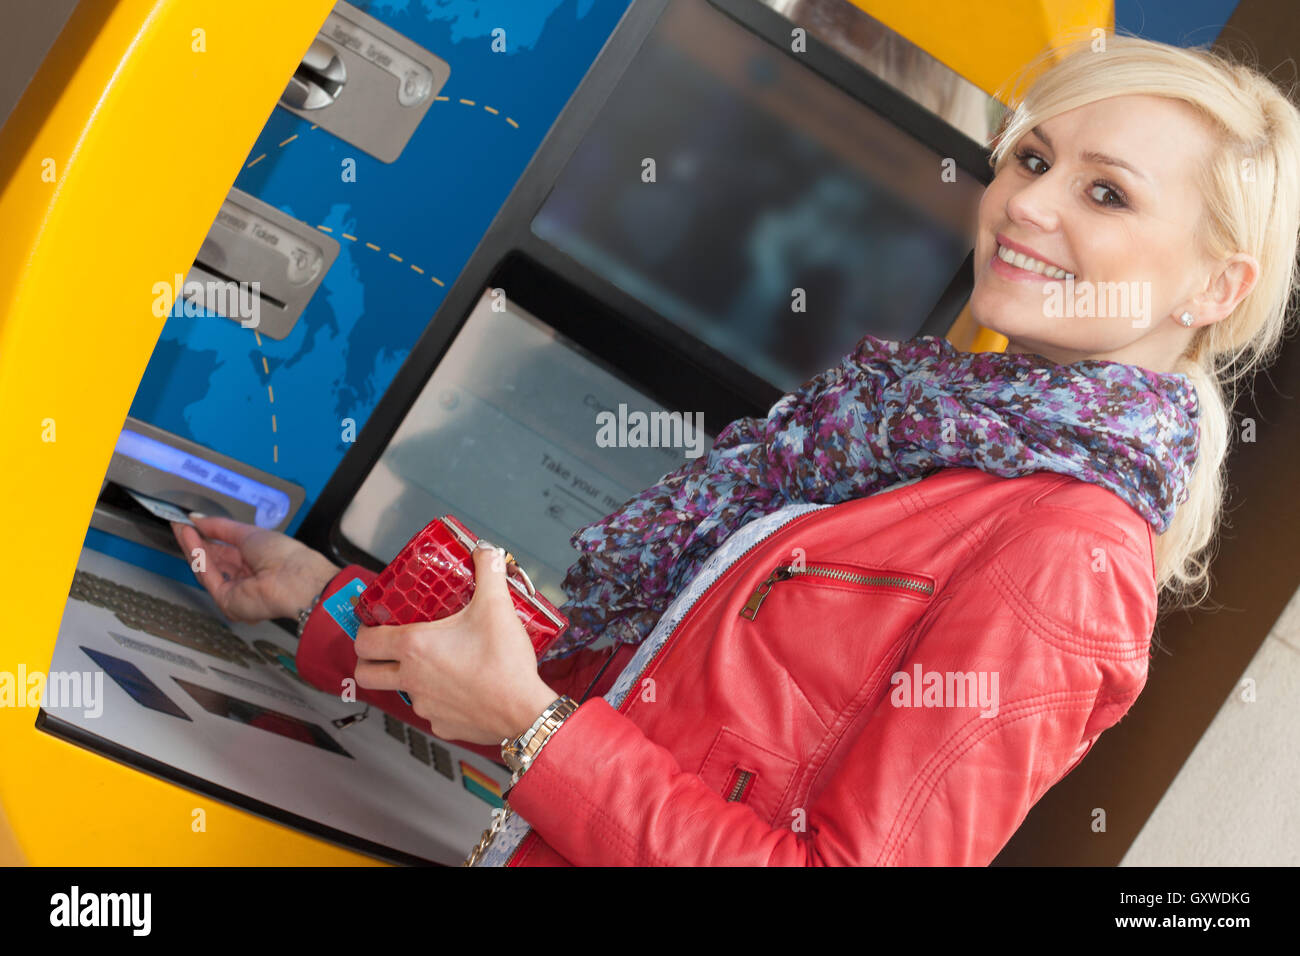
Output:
[499, 505, 829, 867]
[740, 564, 935, 620]
[726, 768, 755, 802]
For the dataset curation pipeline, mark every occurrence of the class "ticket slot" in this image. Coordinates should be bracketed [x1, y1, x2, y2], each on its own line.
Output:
[180, 188, 340, 340]
[185, 260, 289, 312]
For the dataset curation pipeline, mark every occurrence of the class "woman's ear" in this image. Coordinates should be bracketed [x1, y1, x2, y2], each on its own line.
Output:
[1192, 252, 1260, 327]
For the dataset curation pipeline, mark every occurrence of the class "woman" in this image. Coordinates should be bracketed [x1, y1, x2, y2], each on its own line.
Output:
[171, 34, 1300, 865]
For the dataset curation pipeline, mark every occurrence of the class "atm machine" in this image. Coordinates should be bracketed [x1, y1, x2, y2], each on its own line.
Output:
[1, 0, 1015, 865]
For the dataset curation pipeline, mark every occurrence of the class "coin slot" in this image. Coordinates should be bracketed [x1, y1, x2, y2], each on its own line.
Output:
[281, 39, 347, 110]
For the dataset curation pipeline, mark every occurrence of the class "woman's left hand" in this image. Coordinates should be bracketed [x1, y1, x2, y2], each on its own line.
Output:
[353, 542, 559, 746]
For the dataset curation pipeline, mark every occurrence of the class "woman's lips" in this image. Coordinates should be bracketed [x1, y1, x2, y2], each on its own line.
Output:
[989, 245, 1073, 284]
[995, 234, 1073, 275]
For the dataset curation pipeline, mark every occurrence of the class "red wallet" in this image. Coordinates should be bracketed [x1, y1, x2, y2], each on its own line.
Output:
[354, 514, 568, 661]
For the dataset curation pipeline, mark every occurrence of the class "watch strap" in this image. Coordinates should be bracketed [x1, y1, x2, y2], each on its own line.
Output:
[501, 695, 578, 779]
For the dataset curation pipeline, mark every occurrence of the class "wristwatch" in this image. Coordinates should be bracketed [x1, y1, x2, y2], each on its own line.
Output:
[463, 696, 579, 867]
[500, 695, 578, 783]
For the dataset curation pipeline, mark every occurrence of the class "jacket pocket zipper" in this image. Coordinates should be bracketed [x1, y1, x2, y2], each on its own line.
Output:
[740, 564, 935, 620]
[725, 768, 756, 803]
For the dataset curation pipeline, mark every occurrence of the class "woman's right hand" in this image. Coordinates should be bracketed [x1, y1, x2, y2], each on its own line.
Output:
[169, 514, 340, 625]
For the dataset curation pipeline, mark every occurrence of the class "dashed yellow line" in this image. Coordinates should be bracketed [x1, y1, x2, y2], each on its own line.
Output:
[429, 93, 518, 127]
[316, 224, 450, 289]
[238, 88, 519, 464]
[246, 218, 453, 464]
[249, 330, 276, 465]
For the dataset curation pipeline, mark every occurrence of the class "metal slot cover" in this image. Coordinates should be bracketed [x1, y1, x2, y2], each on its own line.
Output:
[182, 188, 340, 341]
[277, 1, 450, 163]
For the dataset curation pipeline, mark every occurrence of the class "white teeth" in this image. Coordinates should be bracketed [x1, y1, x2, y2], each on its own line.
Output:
[997, 243, 1073, 279]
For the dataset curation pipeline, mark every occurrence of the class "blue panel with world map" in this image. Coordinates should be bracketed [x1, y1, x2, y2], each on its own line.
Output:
[101, 0, 633, 580]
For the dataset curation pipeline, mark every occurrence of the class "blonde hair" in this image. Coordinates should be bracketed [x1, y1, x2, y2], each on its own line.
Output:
[987, 32, 1300, 610]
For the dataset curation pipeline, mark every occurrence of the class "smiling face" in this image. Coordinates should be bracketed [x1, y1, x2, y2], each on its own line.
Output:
[970, 94, 1223, 373]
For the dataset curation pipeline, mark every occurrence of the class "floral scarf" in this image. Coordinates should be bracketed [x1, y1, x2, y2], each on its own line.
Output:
[545, 333, 1200, 661]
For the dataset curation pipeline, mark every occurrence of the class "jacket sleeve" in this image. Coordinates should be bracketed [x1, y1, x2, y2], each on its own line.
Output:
[502, 518, 1156, 865]
[294, 564, 637, 767]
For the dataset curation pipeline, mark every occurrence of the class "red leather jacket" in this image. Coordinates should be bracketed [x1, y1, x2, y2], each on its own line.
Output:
[297, 467, 1158, 865]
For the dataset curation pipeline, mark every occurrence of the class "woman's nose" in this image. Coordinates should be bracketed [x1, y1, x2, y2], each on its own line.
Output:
[1005, 171, 1065, 233]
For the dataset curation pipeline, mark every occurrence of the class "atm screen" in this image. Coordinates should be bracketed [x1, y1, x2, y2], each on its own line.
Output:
[530, 0, 984, 391]
[338, 287, 714, 606]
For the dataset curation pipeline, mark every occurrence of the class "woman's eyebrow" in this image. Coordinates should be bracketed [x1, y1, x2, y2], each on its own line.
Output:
[1030, 125, 1151, 183]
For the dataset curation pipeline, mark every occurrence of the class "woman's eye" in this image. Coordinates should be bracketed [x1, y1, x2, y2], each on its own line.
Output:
[1016, 149, 1047, 174]
[1088, 183, 1127, 208]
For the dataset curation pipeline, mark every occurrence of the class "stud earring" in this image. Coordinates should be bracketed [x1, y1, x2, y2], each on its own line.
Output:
[1178, 311, 1194, 327]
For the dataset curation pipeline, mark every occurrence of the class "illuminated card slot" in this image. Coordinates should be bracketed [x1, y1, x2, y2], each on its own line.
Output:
[94, 419, 306, 559]
[115, 429, 292, 528]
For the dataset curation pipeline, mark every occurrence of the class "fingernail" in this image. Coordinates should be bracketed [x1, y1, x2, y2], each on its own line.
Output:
[188, 512, 206, 520]
[474, 538, 495, 551]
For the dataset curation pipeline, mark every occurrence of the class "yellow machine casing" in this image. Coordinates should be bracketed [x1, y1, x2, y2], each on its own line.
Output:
[0, 0, 377, 866]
